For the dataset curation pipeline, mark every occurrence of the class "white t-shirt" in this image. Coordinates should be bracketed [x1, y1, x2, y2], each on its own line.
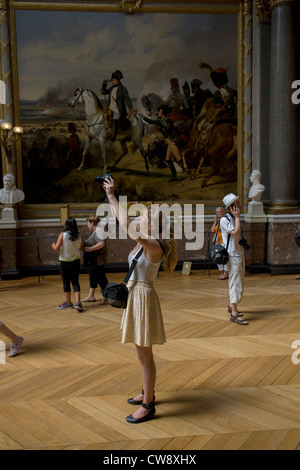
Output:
[220, 214, 244, 257]
[59, 232, 82, 262]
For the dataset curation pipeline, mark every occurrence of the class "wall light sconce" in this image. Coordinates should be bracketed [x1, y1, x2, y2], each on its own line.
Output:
[0, 121, 23, 173]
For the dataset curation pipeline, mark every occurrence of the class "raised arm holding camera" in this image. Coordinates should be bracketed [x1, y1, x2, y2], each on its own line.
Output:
[220, 193, 251, 326]
[102, 177, 177, 424]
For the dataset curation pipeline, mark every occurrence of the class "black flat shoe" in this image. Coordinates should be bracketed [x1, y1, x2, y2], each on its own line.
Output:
[126, 402, 156, 424]
[127, 389, 155, 405]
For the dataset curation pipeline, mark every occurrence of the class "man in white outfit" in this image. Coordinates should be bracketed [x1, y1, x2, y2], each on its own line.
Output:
[220, 193, 250, 325]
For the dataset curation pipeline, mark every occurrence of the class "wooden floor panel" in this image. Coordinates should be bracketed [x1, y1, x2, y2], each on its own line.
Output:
[0, 271, 300, 450]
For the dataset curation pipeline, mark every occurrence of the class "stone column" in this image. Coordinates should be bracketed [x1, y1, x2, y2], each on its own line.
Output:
[252, 1, 271, 201]
[242, 0, 253, 210]
[269, 0, 297, 212]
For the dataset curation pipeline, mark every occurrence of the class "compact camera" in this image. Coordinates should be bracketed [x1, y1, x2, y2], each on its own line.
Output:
[239, 237, 251, 251]
[95, 174, 113, 184]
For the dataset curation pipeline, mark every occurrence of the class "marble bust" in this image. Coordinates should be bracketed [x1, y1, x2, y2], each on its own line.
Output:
[245, 169, 267, 222]
[0, 173, 25, 206]
[248, 170, 265, 203]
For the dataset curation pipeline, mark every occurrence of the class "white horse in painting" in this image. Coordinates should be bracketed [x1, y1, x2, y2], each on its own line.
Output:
[69, 88, 108, 171]
[69, 87, 151, 174]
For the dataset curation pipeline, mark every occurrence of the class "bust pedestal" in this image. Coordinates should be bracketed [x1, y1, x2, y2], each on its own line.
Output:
[244, 201, 267, 223]
[0, 206, 18, 224]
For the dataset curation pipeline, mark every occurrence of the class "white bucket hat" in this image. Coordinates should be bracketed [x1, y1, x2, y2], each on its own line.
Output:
[223, 193, 239, 209]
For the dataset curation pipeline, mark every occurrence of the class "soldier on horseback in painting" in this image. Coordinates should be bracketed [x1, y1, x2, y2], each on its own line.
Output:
[180, 64, 238, 186]
[210, 66, 237, 125]
[199, 62, 237, 125]
[101, 70, 134, 141]
[139, 104, 186, 182]
[146, 133, 168, 170]
[191, 63, 238, 148]
[164, 78, 189, 121]
[190, 78, 213, 118]
[182, 81, 194, 118]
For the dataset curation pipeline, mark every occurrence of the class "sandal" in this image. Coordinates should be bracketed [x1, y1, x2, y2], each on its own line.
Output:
[228, 305, 243, 317]
[230, 314, 248, 326]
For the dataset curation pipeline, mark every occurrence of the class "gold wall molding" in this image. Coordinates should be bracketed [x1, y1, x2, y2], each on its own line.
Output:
[10, 1, 240, 15]
[243, 0, 252, 15]
[270, 0, 296, 7]
[256, 0, 271, 22]
[0, 1, 8, 10]
[116, 0, 142, 13]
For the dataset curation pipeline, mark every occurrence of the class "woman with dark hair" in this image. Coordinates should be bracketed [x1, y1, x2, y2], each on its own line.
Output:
[51, 218, 84, 311]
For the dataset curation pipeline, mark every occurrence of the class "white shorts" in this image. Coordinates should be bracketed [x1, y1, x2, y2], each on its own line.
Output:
[228, 255, 245, 304]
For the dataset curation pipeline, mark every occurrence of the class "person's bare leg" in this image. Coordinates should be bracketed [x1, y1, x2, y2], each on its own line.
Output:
[74, 291, 81, 304]
[230, 302, 248, 325]
[82, 288, 96, 302]
[131, 345, 156, 419]
[0, 323, 19, 343]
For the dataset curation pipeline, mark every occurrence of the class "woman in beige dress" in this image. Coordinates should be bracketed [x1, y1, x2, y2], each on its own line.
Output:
[103, 177, 177, 423]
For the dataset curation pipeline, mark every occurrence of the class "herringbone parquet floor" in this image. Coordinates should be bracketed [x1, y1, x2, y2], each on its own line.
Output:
[0, 270, 300, 450]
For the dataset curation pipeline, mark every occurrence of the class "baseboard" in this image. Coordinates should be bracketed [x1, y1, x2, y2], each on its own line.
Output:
[246, 263, 300, 275]
[2, 261, 299, 280]
[1, 269, 22, 281]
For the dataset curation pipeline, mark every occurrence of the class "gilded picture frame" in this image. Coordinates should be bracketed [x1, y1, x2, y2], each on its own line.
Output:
[3, 0, 245, 218]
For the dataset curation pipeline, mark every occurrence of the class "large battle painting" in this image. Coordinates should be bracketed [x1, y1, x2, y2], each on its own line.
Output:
[16, 10, 238, 204]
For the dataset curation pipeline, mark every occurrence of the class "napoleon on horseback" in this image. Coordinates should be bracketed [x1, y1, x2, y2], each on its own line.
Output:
[69, 85, 151, 175]
[101, 70, 133, 142]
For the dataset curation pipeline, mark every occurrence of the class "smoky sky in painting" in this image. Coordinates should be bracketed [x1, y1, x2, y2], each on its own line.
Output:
[16, 10, 237, 104]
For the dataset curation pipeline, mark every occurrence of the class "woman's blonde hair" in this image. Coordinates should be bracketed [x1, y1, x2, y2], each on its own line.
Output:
[146, 206, 177, 275]
[86, 215, 101, 226]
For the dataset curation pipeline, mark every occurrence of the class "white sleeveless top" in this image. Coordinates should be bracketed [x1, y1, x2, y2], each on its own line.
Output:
[128, 246, 162, 285]
[59, 232, 82, 262]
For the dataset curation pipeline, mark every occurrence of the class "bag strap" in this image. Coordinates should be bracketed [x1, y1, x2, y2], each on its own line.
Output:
[123, 246, 144, 284]
[215, 220, 220, 240]
[226, 232, 231, 251]
[220, 215, 231, 251]
[156, 239, 165, 254]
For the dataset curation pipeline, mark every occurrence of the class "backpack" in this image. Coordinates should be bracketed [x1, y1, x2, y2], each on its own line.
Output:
[207, 216, 231, 265]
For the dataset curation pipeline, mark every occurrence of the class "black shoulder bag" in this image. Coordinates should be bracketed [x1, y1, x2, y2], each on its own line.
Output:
[103, 246, 144, 309]
[208, 218, 231, 265]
